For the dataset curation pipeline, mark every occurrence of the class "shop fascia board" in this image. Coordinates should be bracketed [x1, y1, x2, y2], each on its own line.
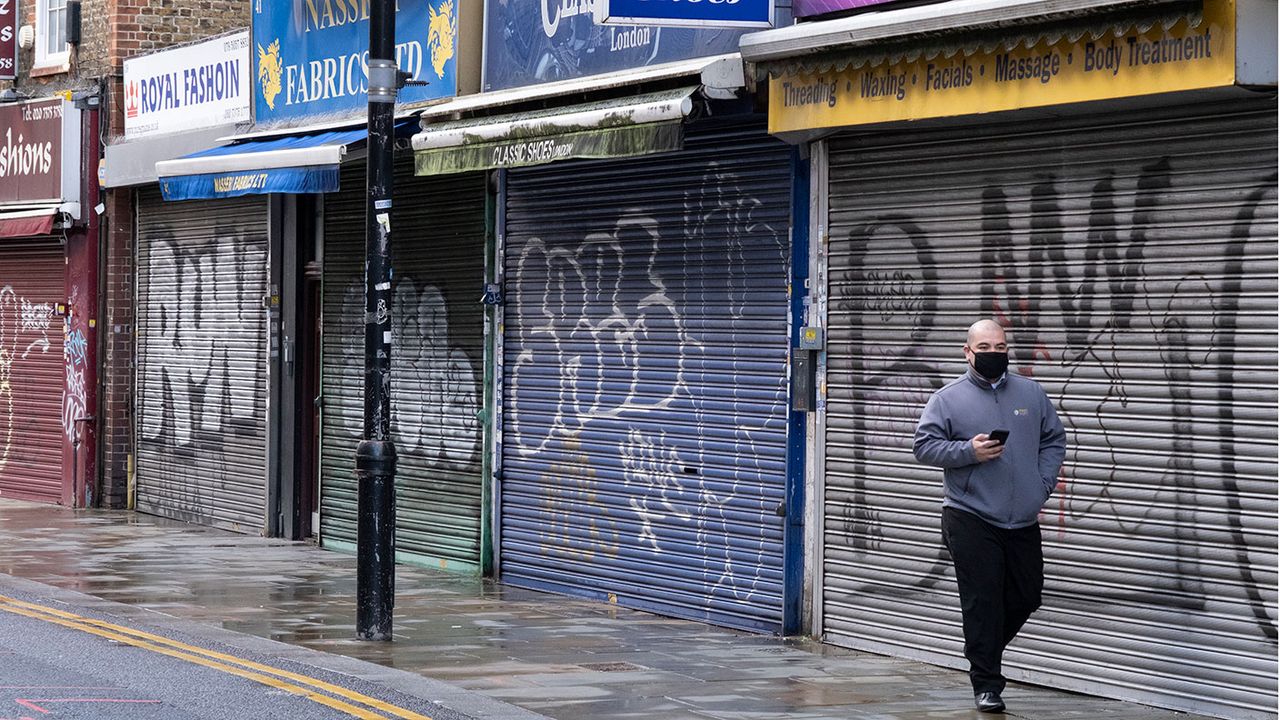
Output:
[103, 124, 242, 188]
[739, 0, 1175, 61]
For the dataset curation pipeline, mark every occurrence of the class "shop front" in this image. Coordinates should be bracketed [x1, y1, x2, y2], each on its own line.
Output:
[0, 97, 96, 508]
[317, 159, 489, 571]
[148, 0, 485, 548]
[744, 0, 1277, 716]
[416, 3, 806, 627]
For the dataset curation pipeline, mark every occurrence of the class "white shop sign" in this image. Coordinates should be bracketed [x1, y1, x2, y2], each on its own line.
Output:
[124, 31, 251, 139]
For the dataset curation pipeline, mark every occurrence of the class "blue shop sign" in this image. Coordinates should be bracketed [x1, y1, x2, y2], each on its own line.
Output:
[483, 0, 777, 91]
[253, 0, 459, 125]
[597, 0, 773, 29]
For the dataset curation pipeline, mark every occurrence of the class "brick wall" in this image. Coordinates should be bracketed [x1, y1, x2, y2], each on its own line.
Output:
[99, 187, 134, 509]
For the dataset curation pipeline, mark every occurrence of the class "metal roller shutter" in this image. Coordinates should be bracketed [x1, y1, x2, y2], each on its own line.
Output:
[135, 191, 270, 533]
[319, 163, 486, 570]
[0, 245, 65, 504]
[501, 119, 792, 632]
[821, 97, 1277, 718]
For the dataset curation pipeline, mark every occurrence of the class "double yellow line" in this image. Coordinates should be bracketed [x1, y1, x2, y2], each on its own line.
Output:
[0, 594, 432, 720]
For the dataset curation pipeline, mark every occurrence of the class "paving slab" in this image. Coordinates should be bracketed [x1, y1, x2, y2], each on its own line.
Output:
[0, 499, 1220, 720]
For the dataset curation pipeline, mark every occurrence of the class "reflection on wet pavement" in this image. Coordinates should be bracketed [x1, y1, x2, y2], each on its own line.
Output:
[0, 500, 1213, 720]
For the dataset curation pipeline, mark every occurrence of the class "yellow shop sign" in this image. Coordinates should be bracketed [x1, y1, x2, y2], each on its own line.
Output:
[768, 0, 1238, 134]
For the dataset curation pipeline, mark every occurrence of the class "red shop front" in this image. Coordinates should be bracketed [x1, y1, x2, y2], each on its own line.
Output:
[0, 97, 99, 506]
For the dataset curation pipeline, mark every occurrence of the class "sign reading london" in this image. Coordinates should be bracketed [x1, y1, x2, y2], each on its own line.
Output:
[596, 0, 773, 29]
[769, 0, 1237, 134]
[253, 0, 459, 125]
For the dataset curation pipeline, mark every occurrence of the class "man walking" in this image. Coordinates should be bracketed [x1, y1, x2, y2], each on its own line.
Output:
[913, 319, 1067, 714]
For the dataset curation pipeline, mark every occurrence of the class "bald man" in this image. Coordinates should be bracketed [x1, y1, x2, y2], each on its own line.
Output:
[913, 319, 1066, 714]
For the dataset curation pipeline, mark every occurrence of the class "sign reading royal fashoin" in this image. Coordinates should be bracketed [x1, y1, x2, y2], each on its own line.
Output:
[124, 32, 251, 139]
[253, 0, 459, 125]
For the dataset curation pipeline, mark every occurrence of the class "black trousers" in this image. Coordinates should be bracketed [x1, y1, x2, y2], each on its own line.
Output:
[941, 506, 1044, 695]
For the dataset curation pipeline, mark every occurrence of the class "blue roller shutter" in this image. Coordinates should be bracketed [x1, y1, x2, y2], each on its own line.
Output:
[500, 118, 793, 632]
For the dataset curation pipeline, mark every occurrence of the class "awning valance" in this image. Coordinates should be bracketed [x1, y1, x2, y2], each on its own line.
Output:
[155, 120, 416, 201]
[0, 205, 61, 239]
[411, 87, 697, 176]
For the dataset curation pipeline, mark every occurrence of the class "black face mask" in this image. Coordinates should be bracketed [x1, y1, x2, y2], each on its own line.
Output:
[972, 351, 1009, 381]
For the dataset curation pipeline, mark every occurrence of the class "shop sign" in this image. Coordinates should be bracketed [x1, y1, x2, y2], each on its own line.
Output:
[0, 99, 68, 203]
[596, 0, 773, 29]
[415, 122, 683, 174]
[792, 0, 893, 20]
[769, 0, 1237, 134]
[160, 165, 340, 201]
[0, 0, 16, 81]
[484, 0, 772, 91]
[252, 0, 459, 125]
[124, 32, 252, 139]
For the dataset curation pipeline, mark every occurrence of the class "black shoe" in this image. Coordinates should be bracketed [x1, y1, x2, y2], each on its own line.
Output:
[974, 692, 1005, 713]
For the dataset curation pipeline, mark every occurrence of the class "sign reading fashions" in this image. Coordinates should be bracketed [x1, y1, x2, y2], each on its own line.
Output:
[123, 32, 251, 139]
[595, 0, 773, 29]
[792, 0, 893, 19]
[253, 0, 459, 125]
[768, 0, 1238, 134]
[483, 0, 767, 91]
[0, 0, 15, 80]
[0, 99, 67, 203]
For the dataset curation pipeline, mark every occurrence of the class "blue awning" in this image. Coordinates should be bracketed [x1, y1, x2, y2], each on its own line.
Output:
[154, 121, 416, 201]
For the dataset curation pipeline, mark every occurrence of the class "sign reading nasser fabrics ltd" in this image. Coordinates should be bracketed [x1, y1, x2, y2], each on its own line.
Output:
[123, 32, 251, 139]
[253, 0, 458, 125]
[769, 0, 1238, 134]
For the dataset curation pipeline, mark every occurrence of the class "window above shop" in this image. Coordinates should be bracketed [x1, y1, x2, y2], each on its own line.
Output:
[33, 0, 69, 74]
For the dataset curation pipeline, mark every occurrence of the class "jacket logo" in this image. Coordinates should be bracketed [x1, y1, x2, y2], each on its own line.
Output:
[1014, 408, 1028, 416]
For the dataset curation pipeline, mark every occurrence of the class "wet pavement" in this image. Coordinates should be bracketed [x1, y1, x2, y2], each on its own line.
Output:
[0, 499, 1216, 720]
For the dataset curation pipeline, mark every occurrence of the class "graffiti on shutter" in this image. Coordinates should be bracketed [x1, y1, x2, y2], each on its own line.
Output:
[0, 287, 57, 476]
[138, 220, 267, 522]
[505, 153, 789, 611]
[334, 276, 480, 461]
[834, 155, 1278, 643]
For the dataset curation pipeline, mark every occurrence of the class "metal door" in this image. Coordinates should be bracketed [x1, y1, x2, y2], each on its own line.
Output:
[820, 97, 1277, 718]
[0, 244, 65, 503]
[319, 164, 487, 571]
[135, 191, 270, 533]
[500, 119, 793, 632]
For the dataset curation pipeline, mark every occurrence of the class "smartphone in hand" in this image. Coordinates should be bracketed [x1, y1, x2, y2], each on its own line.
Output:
[988, 429, 1010, 446]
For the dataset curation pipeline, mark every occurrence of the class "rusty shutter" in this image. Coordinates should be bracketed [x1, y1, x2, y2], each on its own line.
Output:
[319, 162, 487, 571]
[819, 96, 1277, 718]
[135, 190, 270, 533]
[0, 244, 65, 503]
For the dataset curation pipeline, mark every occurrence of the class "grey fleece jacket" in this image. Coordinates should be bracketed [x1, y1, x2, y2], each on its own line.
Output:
[914, 369, 1067, 529]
